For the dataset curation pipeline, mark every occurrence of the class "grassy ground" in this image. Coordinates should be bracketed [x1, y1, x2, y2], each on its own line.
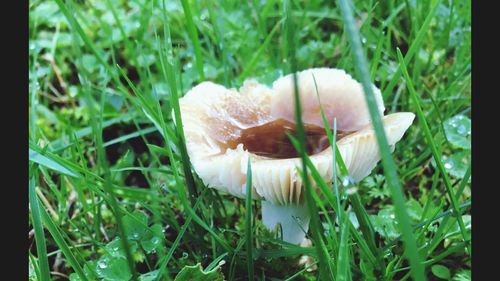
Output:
[29, 0, 471, 280]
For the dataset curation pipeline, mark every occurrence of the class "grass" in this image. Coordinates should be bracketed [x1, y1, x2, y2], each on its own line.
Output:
[338, 0, 424, 280]
[245, 159, 254, 281]
[29, 0, 471, 280]
[285, 0, 335, 278]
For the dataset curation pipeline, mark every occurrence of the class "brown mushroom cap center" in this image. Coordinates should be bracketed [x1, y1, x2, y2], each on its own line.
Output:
[225, 119, 350, 159]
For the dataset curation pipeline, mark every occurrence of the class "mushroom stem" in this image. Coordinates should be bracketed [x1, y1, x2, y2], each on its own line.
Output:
[261, 201, 311, 244]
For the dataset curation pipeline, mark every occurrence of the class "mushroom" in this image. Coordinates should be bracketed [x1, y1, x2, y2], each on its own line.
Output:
[179, 68, 414, 244]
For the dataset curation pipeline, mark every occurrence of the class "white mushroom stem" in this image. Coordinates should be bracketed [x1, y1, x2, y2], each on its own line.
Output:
[261, 201, 311, 244]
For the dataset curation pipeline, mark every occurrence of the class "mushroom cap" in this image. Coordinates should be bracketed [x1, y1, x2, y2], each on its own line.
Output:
[179, 68, 414, 205]
[252, 112, 415, 205]
[271, 68, 385, 131]
[180, 80, 273, 198]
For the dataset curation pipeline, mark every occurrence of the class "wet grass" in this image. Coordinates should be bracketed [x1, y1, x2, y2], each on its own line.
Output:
[29, 0, 471, 280]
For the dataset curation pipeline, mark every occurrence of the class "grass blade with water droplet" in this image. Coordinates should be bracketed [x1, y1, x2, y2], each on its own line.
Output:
[338, 0, 425, 280]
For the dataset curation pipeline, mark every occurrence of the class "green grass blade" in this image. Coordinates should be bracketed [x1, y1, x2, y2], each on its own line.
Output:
[160, 46, 198, 204]
[335, 210, 352, 281]
[29, 41, 38, 141]
[157, 50, 198, 203]
[311, 74, 342, 219]
[159, 0, 198, 204]
[283, 261, 319, 281]
[148, 39, 232, 253]
[419, 170, 441, 222]
[177, 187, 233, 253]
[29, 252, 41, 281]
[39, 200, 88, 281]
[75, 65, 137, 279]
[155, 190, 208, 280]
[312, 75, 382, 269]
[29, 175, 51, 281]
[288, 136, 378, 267]
[102, 126, 157, 147]
[258, 246, 316, 259]
[316, 109, 379, 265]
[53, 0, 125, 89]
[48, 114, 136, 152]
[348, 193, 380, 266]
[29, 148, 80, 178]
[382, 0, 440, 97]
[228, 238, 247, 281]
[237, 19, 283, 81]
[284, 1, 335, 278]
[396, 48, 471, 255]
[337, 0, 425, 280]
[180, 0, 205, 80]
[382, 200, 471, 253]
[245, 159, 254, 281]
[103, 0, 143, 75]
[455, 164, 471, 198]
[206, 252, 229, 271]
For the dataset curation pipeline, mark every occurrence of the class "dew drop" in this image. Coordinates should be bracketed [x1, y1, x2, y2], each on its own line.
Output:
[457, 125, 467, 134]
[444, 162, 453, 169]
[449, 209, 458, 217]
[342, 176, 354, 187]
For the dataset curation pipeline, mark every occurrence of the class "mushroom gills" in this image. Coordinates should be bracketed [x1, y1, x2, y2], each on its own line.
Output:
[226, 118, 350, 159]
[261, 200, 311, 244]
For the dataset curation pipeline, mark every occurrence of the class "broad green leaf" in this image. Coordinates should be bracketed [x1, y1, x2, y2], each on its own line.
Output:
[444, 115, 471, 149]
[431, 264, 451, 280]
[104, 239, 130, 259]
[405, 199, 424, 222]
[95, 257, 132, 281]
[443, 152, 471, 179]
[122, 210, 149, 241]
[69, 262, 98, 281]
[370, 209, 399, 240]
[140, 224, 164, 253]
